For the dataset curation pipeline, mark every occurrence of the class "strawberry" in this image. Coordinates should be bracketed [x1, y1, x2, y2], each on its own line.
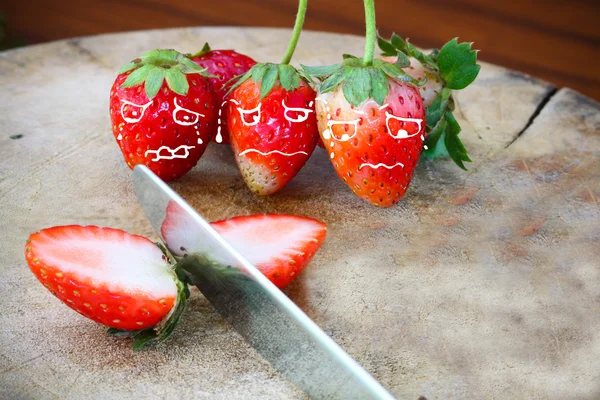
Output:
[227, 76, 318, 195]
[109, 49, 217, 182]
[312, 78, 425, 207]
[25, 225, 187, 349]
[378, 35, 480, 166]
[190, 43, 257, 144]
[225, 0, 319, 196]
[161, 202, 327, 289]
[381, 56, 442, 108]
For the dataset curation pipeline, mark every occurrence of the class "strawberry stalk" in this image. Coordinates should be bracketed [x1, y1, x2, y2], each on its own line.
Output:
[227, 0, 309, 97]
[362, 0, 376, 67]
[281, 0, 308, 65]
[300, 0, 422, 107]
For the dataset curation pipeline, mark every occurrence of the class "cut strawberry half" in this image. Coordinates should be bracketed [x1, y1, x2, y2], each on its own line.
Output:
[25, 226, 185, 343]
[161, 202, 327, 288]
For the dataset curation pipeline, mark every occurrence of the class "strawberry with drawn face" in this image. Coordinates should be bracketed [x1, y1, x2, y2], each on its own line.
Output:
[109, 49, 217, 182]
[225, 0, 319, 196]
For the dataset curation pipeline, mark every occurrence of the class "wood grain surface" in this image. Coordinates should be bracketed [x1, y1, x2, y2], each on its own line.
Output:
[1, 27, 599, 400]
[3, 0, 600, 101]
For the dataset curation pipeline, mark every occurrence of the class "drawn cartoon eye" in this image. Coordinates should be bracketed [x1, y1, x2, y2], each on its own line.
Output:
[120, 100, 153, 123]
[172, 98, 204, 126]
[385, 111, 423, 139]
[234, 101, 261, 126]
[282, 99, 313, 123]
[322, 119, 361, 142]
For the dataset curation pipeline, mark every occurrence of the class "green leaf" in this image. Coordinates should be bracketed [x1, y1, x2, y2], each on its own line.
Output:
[390, 34, 406, 52]
[300, 63, 341, 79]
[144, 67, 167, 99]
[121, 64, 155, 88]
[422, 118, 447, 158]
[377, 35, 397, 56]
[251, 63, 268, 82]
[380, 62, 416, 84]
[143, 49, 179, 66]
[178, 56, 205, 74]
[224, 69, 253, 97]
[425, 87, 451, 127]
[118, 59, 140, 74]
[342, 54, 359, 60]
[437, 38, 480, 90]
[319, 66, 347, 94]
[395, 51, 411, 68]
[165, 68, 189, 96]
[278, 64, 299, 91]
[260, 64, 279, 98]
[444, 111, 471, 169]
[369, 68, 389, 105]
[342, 67, 371, 107]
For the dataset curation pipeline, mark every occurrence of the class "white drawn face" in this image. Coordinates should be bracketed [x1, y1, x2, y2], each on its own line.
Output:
[145, 145, 196, 162]
[120, 99, 153, 123]
[384, 111, 423, 139]
[173, 98, 204, 126]
[230, 99, 261, 126]
[282, 99, 314, 123]
[322, 119, 361, 142]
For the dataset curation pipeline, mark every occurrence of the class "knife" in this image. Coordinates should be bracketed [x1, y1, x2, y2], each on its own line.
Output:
[132, 165, 394, 400]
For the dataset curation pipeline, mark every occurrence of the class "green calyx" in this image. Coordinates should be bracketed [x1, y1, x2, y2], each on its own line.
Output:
[189, 42, 212, 58]
[227, 62, 303, 98]
[118, 49, 210, 99]
[378, 34, 480, 170]
[302, 56, 425, 107]
[106, 243, 189, 351]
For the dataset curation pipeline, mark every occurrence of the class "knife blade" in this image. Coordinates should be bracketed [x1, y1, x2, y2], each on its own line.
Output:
[132, 165, 394, 400]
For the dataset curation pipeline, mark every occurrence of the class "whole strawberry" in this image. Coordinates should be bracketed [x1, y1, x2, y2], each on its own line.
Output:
[190, 43, 256, 144]
[227, 72, 318, 195]
[378, 35, 480, 164]
[225, 0, 318, 196]
[302, 0, 432, 207]
[310, 63, 425, 207]
[109, 49, 217, 181]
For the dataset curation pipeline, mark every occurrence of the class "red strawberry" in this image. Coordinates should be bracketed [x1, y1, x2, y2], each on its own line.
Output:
[109, 49, 217, 182]
[227, 64, 319, 195]
[25, 226, 182, 332]
[161, 202, 327, 289]
[190, 43, 256, 144]
[314, 80, 425, 207]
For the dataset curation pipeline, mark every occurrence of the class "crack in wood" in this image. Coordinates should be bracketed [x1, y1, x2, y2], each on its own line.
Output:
[505, 87, 558, 149]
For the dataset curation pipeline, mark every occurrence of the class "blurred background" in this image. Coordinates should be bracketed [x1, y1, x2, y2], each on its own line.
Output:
[2, 0, 599, 100]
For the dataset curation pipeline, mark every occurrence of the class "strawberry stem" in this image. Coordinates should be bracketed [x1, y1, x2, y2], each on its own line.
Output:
[281, 0, 308, 65]
[362, 0, 376, 66]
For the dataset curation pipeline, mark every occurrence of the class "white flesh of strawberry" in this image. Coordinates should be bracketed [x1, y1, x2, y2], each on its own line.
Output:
[212, 215, 322, 266]
[34, 227, 177, 298]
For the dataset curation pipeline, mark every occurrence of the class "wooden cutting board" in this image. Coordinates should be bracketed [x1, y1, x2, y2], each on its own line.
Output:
[1, 27, 598, 400]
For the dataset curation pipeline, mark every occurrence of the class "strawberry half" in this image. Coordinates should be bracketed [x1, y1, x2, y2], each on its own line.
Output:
[190, 43, 257, 144]
[25, 225, 187, 349]
[161, 202, 327, 289]
[109, 49, 217, 181]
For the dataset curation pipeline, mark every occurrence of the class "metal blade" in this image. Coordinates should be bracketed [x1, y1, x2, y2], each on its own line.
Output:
[132, 165, 394, 400]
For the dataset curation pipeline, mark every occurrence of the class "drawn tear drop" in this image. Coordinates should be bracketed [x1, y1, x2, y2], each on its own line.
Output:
[117, 133, 122, 140]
